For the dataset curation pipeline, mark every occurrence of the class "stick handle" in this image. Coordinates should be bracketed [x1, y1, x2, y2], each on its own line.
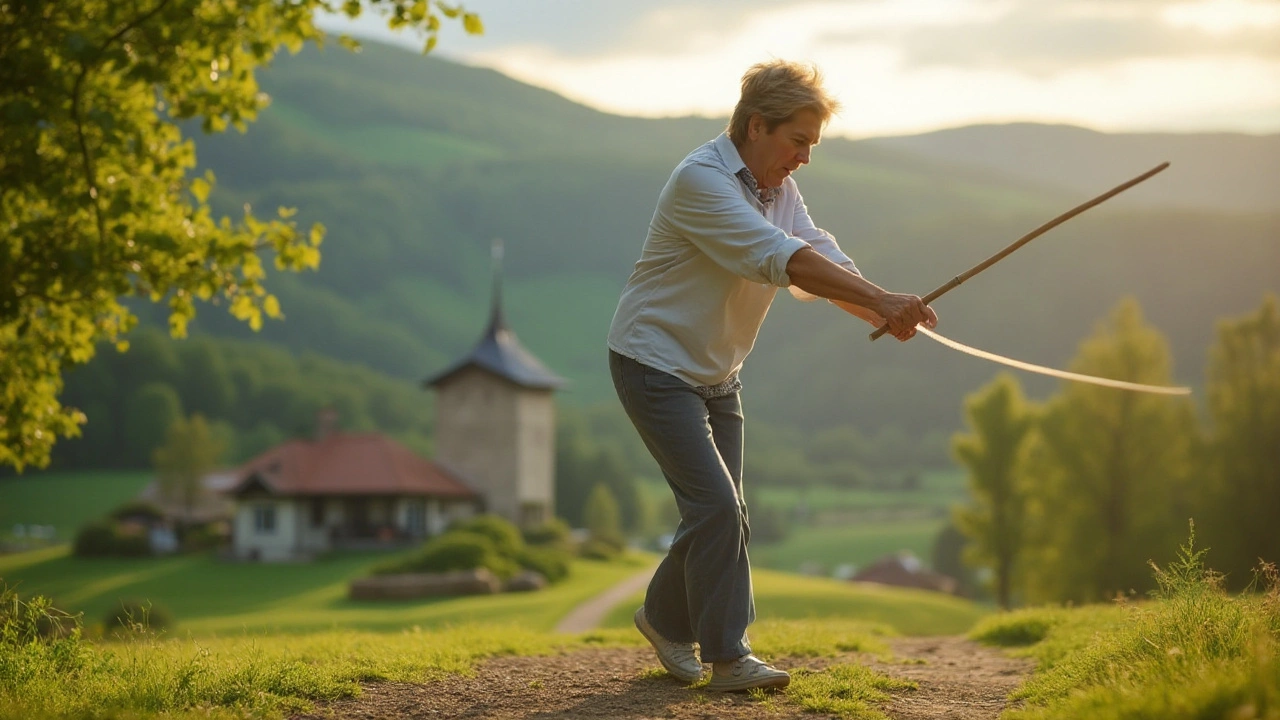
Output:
[868, 161, 1169, 341]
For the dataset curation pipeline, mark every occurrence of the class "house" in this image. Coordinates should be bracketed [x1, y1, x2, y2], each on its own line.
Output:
[850, 551, 961, 595]
[423, 240, 565, 529]
[126, 470, 239, 553]
[227, 241, 564, 561]
[228, 421, 482, 561]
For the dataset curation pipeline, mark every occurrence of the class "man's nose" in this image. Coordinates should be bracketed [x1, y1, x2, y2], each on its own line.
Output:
[797, 146, 811, 164]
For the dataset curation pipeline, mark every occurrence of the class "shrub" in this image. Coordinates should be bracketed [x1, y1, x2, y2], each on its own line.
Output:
[103, 599, 173, 636]
[72, 520, 118, 557]
[453, 515, 524, 557]
[109, 501, 165, 523]
[579, 537, 624, 561]
[181, 522, 225, 552]
[516, 546, 571, 583]
[375, 532, 517, 579]
[522, 517, 574, 550]
[111, 526, 152, 557]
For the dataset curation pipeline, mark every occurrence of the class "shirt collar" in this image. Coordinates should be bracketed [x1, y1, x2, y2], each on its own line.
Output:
[714, 133, 780, 207]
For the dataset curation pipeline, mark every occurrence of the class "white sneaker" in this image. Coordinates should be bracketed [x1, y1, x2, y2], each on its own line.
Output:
[633, 607, 704, 683]
[707, 653, 790, 692]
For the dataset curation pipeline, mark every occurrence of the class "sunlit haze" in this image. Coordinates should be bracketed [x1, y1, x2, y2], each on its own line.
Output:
[317, 0, 1280, 138]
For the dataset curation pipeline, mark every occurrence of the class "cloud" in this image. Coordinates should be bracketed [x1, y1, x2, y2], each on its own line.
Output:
[317, 0, 1280, 135]
[819, 0, 1280, 74]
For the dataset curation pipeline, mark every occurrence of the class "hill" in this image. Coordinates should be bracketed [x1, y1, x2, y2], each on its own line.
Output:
[177, 40, 1279, 444]
[864, 122, 1280, 213]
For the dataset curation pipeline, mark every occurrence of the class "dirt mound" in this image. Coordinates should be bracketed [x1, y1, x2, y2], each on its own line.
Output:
[294, 636, 1030, 719]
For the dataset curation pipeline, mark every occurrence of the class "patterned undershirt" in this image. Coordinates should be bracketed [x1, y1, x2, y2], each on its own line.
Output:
[735, 167, 781, 207]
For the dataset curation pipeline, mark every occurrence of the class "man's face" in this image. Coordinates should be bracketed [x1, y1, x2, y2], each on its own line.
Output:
[748, 108, 822, 189]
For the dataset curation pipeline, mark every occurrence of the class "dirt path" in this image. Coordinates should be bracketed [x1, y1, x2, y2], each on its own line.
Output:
[554, 566, 657, 634]
[294, 636, 1031, 719]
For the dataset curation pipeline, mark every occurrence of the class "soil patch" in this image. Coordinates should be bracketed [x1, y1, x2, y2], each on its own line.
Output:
[294, 636, 1031, 719]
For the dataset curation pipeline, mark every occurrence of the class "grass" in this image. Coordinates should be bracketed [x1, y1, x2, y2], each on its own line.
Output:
[600, 565, 987, 637]
[1, 582, 914, 720]
[0, 545, 650, 636]
[638, 471, 964, 576]
[0, 471, 152, 542]
[970, 529, 1280, 720]
[751, 519, 947, 576]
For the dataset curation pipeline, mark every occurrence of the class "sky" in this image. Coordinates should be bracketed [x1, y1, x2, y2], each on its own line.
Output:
[316, 0, 1280, 139]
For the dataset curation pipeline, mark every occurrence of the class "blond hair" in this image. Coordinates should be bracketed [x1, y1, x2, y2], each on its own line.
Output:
[727, 60, 840, 145]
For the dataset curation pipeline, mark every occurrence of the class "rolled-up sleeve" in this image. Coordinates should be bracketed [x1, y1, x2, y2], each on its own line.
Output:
[664, 163, 811, 287]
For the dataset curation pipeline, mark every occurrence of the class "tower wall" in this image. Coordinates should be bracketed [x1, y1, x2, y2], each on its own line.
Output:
[433, 367, 521, 523]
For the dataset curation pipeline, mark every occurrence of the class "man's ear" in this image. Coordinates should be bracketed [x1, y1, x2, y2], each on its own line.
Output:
[748, 114, 764, 140]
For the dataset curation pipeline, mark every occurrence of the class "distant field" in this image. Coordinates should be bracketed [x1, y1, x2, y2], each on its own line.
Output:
[0, 470, 152, 541]
[752, 518, 947, 576]
[0, 544, 650, 636]
[639, 470, 964, 575]
[600, 565, 986, 636]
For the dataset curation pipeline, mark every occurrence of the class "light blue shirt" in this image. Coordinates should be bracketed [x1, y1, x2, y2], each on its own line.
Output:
[608, 133, 860, 387]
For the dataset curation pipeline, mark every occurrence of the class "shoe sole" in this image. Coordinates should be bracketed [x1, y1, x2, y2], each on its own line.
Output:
[633, 608, 703, 684]
[707, 673, 791, 692]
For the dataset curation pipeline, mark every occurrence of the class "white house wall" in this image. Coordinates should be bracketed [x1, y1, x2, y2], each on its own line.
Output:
[233, 499, 300, 562]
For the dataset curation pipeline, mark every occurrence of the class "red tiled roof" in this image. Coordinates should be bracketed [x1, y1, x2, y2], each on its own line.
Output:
[232, 433, 479, 499]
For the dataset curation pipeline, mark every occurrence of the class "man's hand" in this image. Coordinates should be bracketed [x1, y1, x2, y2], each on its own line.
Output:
[873, 292, 938, 342]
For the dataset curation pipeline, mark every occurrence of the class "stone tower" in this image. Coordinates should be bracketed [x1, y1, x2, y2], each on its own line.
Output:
[425, 241, 565, 528]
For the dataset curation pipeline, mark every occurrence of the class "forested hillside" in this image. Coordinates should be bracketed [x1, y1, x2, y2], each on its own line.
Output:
[152, 40, 1277, 453]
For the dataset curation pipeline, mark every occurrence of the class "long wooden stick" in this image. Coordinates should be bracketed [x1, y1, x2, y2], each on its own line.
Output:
[869, 162, 1170, 341]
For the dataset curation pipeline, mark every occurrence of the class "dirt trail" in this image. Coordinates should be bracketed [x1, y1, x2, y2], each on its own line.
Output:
[294, 635, 1031, 719]
[554, 567, 657, 634]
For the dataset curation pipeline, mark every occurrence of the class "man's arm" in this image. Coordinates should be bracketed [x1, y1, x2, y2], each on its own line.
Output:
[785, 247, 937, 341]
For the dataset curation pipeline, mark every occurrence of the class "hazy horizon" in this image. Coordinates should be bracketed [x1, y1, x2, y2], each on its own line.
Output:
[316, 0, 1280, 140]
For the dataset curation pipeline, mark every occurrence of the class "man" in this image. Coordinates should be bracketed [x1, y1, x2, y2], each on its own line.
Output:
[607, 60, 937, 692]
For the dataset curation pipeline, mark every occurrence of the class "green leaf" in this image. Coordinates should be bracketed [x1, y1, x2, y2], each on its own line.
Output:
[190, 178, 211, 203]
[462, 12, 484, 35]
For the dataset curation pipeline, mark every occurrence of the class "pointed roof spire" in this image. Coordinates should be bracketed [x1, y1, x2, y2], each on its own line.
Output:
[424, 239, 566, 390]
[488, 238, 506, 332]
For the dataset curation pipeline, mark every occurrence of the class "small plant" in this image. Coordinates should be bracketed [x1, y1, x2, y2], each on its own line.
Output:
[103, 598, 174, 637]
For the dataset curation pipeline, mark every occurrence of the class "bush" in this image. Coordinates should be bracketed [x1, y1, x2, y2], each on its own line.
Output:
[453, 515, 524, 557]
[516, 546, 571, 583]
[112, 526, 151, 557]
[180, 522, 225, 552]
[579, 537, 624, 561]
[522, 517, 574, 550]
[72, 520, 118, 557]
[72, 520, 152, 558]
[109, 501, 164, 523]
[375, 532, 517, 579]
[103, 599, 173, 636]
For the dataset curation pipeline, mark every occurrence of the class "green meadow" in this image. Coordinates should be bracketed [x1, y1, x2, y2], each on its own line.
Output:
[0, 471, 152, 542]
[600, 566, 985, 637]
[0, 545, 650, 636]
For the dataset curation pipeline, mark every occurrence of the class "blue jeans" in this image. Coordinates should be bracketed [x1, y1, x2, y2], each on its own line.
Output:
[609, 350, 754, 663]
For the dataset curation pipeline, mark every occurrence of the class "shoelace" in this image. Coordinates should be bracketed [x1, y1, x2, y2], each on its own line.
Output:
[659, 638, 698, 663]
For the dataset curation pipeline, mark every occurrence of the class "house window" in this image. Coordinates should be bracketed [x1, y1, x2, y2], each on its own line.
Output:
[406, 499, 427, 537]
[253, 505, 276, 534]
[310, 499, 325, 528]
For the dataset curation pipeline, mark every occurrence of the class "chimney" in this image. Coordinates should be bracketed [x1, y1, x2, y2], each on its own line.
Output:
[315, 407, 339, 441]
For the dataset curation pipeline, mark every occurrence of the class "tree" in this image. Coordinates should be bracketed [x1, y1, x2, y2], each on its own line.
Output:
[584, 482, 623, 548]
[0, 0, 482, 470]
[152, 413, 225, 525]
[1201, 294, 1280, 587]
[123, 382, 184, 466]
[1020, 299, 1198, 604]
[952, 373, 1036, 609]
